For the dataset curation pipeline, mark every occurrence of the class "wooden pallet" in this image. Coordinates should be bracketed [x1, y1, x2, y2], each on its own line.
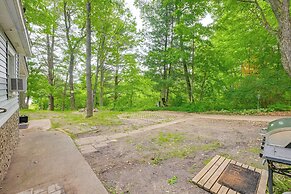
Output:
[192, 155, 268, 194]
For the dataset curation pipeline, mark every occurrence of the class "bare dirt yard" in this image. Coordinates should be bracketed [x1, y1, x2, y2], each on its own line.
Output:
[80, 111, 291, 194]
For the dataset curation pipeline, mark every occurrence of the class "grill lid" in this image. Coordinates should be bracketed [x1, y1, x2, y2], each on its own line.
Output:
[266, 128, 291, 148]
[265, 118, 291, 148]
[266, 118, 291, 132]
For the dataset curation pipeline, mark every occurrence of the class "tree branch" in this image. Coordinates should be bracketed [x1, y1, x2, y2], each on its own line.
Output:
[239, 0, 278, 35]
[237, 0, 256, 3]
[254, 0, 278, 35]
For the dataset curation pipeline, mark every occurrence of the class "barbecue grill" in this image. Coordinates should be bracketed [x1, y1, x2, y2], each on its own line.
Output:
[260, 118, 291, 194]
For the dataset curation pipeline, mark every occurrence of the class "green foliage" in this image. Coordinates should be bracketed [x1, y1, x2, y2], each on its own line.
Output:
[167, 176, 178, 185]
[268, 103, 291, 111]
[23, 0, 290, 113]
[273, 174, 291, 194]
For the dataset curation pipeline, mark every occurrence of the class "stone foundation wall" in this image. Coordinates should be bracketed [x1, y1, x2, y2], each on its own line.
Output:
[0, 111, 19, 182]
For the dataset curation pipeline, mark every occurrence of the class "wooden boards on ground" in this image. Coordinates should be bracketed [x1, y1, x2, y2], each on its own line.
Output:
[192, 155, 268, 194]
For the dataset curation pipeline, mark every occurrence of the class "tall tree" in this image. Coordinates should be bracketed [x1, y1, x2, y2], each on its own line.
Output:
[237, 0, 291, 76]
[86, 1, 93, 117]
[63, 0, 85, 110]
[47, 30, 55, 111]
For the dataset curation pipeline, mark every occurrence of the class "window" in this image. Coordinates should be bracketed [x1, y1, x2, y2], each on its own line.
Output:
[7, 46, 17, 98]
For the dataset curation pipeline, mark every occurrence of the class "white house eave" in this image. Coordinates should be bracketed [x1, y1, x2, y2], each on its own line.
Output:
[0, 0, 32, 57]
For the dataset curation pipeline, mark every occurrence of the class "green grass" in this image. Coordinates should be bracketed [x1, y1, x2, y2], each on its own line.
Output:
[145, 106, 291, 115]
[166, 141, 222, 159]
[154, 132, 185, 146]
[273, 174, 291, 193]
[149, 140, 223, 165]
[203, 157, 212, 165]
[247, 147, 261, 154]
[20, 110, 122, 132]
[167, 176, 178, 185]
[218, 152, 233, 159]
[51, 121, 61, 128]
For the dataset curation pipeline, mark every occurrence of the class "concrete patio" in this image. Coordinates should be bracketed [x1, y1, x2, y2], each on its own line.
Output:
[0, 119, 108, 194]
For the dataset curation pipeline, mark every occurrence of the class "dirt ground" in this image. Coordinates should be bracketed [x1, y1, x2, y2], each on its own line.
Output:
[82, 111, 291, 194]
[76, 111, 188, 138]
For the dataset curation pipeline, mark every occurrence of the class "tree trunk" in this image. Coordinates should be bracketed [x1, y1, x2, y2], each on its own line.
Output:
[113, 66, 119, 108]
[179, 35, 193, 103]
[191, 38, 195, 103]
[47, 30, 55, 111]
[162, 6, 170, 106]
[199, 71, 207, 101]
[241, 0, 291, 75]
[64, 1, 76, 110]
[93, 55, 99, 107]
[69, 53, 75, 110]
[86, 1, 93, 117]
[166, 14, 174, 103]
[265, 0, 291, 75]
[99, 63, 104, 107]
[62, 72, 69, 111]
[176, 8, 193, 103]
[98, 34, 106, 108]
[93, 34, 105, 107]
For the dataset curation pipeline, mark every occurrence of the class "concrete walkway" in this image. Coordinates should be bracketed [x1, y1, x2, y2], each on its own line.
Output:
[0, 120, 108, 194]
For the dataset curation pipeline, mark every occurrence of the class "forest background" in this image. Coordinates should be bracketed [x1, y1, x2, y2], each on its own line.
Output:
[21, 0, 291, 115]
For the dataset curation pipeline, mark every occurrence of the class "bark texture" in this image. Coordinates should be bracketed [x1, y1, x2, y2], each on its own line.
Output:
[86, 1, 93, 117]
[47, 30, 55, 111]
[267, 0, 291, 76]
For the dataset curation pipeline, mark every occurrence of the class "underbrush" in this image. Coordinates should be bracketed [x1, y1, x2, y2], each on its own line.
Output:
[145, 104, 291, 115]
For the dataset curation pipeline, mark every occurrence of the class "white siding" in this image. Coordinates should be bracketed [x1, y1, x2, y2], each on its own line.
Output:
[0, 31, 19, 127]
[0, 32, 7, 105]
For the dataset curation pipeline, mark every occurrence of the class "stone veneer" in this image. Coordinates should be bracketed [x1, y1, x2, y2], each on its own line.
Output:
[0, 111, 19, 182]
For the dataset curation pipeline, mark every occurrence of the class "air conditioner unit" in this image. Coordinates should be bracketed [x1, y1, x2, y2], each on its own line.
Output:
[18, 78, 27, 91]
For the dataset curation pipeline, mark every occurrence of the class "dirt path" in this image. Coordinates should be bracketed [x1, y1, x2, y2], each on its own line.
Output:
[76, 113, 285, 154]
[81, 112, 289, 194]
[76, 116, 194, 154]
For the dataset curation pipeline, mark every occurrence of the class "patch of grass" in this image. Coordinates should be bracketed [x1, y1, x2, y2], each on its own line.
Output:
[200, 141, 222, 151]
[51, 121, 61, 129]
[61, 111, 122, 126]
[151, 155, 163, 165]
[218, 152, 233, 159]
[273, 174, 291, 194]
[167, 176, 178, 185]
[247, 147, 261, 154]
[150, 140, 223, 165]
[107, 186, 117, 194]
[249, 162, 262, 169]
[203, 157, 212, 165]
[154, 132, 185, 146]
[19, 110, 123, 135]
[167, 141, 222, 159]
[136, 144, 145, 151]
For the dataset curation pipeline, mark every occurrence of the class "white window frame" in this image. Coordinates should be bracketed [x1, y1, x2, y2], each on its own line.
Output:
[7, 44, 17, 98]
